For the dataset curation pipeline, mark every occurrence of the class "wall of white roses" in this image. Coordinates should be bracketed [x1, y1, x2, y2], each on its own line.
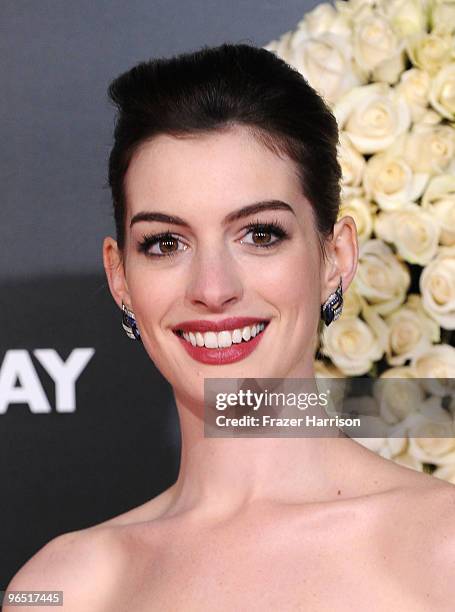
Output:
[264, 0, 455, 478]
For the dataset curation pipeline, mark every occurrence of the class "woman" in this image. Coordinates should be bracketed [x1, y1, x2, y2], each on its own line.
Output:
[6, 43, 455, 611]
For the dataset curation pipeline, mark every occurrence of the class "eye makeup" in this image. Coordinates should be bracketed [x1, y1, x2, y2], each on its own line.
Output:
[136, 217, 290, 259]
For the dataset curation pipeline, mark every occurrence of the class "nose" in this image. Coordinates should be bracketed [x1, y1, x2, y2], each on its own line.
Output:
[185, 246, 243, 312]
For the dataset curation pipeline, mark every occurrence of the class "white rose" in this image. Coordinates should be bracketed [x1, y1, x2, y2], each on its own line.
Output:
[337, 132, 366, 198]
[338, 196, 376, 245]
[393, 450, 424, 471]
[421, 395, 455, 421]
[429, 62, 455, 121]
[356, 239, 411, 315]
[352, 430, 406, 457]
[363, 151, 429, 211]
[352, 436, 389, 455]
[314, 360, 347, 414]
[348, 412, 393, 449]
[343, 394, 380, 417]
[418, 108, 445, 124]
[406, 30, 455, 75]
[295, 2, 352, 38]
[433, 464, 455, 484]
[380, 364, 418, 377]
[395, 68, 432, 123]
[419, 246, 455, 328]
[320, 314, 385, 375]
[352, 12, 406, 83]
[341, 280, 364, 318]
[360, 290, 391, 348]
[329, 384, 370, 418]
[400, 123, 455, 174]
[335, 0, 377, 21]
[385, 435, 409, 457]
[411, 344, 455, 396]
[378, 0, 429, 36]
[407, 414, 455, 466]
[374, 372, 424, 424]
[287, 32, 362, 105]
[421, 174, 455, 247]
[263, 31, 294, 58]
[334, 83, 411, 154]
[373, 203, 440, 265]
[384, 296, 441, 365]
[430, 0, 455, 34]
[314, 359, 346, 378]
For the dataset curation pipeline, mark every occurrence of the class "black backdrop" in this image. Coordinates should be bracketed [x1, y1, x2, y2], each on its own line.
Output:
[1, 275, 181, 586]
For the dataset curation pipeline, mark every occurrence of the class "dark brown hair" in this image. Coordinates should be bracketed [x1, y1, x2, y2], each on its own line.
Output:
[107, 42, 342, 261]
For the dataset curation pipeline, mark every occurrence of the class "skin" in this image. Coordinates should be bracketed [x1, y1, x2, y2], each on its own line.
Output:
[5, 124, 455, 611]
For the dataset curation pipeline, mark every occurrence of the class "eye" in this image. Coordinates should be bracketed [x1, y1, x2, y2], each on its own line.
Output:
[138, 232, 188, 258]
[240, 220, 289, 249]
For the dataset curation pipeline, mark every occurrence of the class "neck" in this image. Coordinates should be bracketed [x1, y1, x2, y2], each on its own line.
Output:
[164, 363, 378, 520]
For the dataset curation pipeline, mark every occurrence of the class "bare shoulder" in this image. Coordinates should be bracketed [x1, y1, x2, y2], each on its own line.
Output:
[4, 487, 177, 610]
[4, 527, 124, 611]
[379, 465, 455, 541]
[416, 481, 455, 609]
[420, 481, 455, 575]
[383, 478, 455, 610]
[400, 476, 455, 538]
[346, 449, 455, 608]
[92, 484, 178, 529]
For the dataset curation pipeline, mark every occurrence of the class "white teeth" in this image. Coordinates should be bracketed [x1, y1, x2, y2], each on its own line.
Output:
[242, 326, 251, 342]
[218, 331, 232, 348]
[179, 322, 266, 348]
[232, 328, 243, 344]
[203, 331, 218, 349]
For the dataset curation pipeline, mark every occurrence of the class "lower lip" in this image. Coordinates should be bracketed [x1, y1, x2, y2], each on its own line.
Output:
[173, 326, 268, 365]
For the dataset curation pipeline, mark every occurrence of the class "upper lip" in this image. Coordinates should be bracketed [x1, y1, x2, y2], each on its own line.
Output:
[172, 317, 270, 333]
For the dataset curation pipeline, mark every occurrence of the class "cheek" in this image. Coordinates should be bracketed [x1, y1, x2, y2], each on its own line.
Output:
[265, 249, 318, 300]
[273, 249, 322, 338]
[127, 271, 176, 331]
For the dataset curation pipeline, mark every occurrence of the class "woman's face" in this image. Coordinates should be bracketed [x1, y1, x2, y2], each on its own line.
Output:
[105, 125, 330, 407]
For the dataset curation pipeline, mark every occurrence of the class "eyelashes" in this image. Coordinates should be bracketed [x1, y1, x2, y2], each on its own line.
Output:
[138, 231, 184, 259]
[137, 217, 290, 259]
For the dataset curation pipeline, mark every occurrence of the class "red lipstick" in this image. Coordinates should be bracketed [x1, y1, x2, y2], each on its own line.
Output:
[173, 317, 270, 333]
[172, 319, 270, 365]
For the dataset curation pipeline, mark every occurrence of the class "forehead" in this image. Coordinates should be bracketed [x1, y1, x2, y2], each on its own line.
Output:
[124, 125, 307, 220]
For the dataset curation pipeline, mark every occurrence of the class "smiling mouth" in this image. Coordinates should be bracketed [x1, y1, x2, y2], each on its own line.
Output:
[173, 321, 270, 349]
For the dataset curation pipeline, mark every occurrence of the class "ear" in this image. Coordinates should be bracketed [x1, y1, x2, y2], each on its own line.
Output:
[102, 236, 131, 310]
[320, 215, 359, 303]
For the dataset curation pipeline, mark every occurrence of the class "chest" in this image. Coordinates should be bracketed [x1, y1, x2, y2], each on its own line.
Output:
[114, 521, 428, 612]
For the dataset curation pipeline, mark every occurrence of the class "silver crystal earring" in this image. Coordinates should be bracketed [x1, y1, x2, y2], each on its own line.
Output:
[321, 277, 343, 326]
[122, 302, 141, 341]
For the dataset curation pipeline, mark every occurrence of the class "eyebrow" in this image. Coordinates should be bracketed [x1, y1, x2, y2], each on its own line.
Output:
[129, 200, 296, 229]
